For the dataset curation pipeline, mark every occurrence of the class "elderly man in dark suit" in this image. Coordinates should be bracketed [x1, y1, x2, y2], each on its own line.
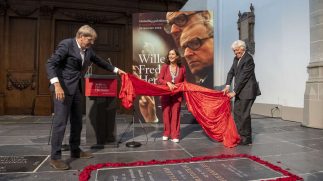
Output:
[222, 40, 261, 146]
[46, 25, 125, 170]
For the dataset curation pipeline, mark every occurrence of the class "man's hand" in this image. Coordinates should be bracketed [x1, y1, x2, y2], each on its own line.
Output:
[222, 85, 230, 95]
[117, 69, 126, 75]
[54, 82, 65, 101]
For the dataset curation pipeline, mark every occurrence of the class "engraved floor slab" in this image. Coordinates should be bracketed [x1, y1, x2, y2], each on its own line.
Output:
[96, 158, 286, 181]
[0, 156, 47, 173]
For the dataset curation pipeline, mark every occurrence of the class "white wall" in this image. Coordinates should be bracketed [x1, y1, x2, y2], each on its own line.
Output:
[182, 0, 310, 108]
[181, 0, 208, 10]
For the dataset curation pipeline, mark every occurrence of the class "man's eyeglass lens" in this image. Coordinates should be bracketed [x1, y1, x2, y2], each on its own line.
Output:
[164, 12, 201, 34]
[182, 36, 213, 51]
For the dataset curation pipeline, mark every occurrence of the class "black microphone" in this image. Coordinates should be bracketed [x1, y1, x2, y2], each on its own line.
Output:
[106, 57, 112, 65]
[98, 56, 113, 65]
[85, 63, 93, 76]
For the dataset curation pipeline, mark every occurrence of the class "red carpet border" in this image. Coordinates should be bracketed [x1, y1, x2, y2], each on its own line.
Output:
[79, 154, 303, 181]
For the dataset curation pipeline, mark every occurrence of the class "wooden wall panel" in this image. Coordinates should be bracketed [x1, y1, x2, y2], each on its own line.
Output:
[0, 12, 4, 115]
[8, 18, 36, 71]
[38, 15, 53, 95]
[54, 21, 83, 46]
[5, 17, 37, 114]
[34, 13, 54, 115]
[93, 24, 125, 74]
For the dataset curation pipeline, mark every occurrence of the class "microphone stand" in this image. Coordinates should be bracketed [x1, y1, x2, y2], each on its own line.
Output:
[126, 108, 142, 148]
[118, 107, 148, 148]
[104, 57, 148, 147]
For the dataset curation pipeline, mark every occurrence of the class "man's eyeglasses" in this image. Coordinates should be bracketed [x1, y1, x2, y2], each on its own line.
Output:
[164, 11, 203, 34]
[181, 35, 213, 51]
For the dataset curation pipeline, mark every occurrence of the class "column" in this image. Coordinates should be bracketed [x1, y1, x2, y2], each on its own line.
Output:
[303, 0, 323, 128]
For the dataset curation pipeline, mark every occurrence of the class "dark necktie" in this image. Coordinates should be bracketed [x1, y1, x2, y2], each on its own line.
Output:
[80, 49, 85, 65]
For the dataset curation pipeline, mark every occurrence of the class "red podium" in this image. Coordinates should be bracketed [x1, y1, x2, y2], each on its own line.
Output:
[85, 76, 118, 97]
[85, 74, 118, 148]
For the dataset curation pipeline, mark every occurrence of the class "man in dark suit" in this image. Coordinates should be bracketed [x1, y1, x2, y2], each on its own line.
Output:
[222, 40, 261, 145]
[46, 25, 125, 170]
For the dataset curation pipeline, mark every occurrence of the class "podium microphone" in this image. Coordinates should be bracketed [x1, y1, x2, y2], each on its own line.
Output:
[97, 56, 113, 65]
[85, 63, 93, 76]
[106, 57, 112, 65]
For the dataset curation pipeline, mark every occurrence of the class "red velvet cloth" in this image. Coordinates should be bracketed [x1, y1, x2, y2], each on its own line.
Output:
[119, 74, 240, 148]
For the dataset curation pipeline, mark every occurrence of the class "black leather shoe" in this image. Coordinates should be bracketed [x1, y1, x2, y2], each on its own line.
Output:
[239, 140, 252, 145]
[71, 151, 93, 159]
[239, 137, 252, 146]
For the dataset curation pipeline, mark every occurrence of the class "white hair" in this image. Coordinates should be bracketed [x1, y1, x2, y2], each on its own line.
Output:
[231, 40, 246, 50]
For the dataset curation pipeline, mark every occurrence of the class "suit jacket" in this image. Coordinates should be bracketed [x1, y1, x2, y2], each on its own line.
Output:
[46, 38, 115, 95]
[157, 64, 186, 102]
[199, 75, 213, 89]
[226, 52, 261, 99]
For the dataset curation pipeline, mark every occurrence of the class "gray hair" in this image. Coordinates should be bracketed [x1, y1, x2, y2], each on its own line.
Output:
[76, 25, 97, 39]
[231, 40, 246, 50]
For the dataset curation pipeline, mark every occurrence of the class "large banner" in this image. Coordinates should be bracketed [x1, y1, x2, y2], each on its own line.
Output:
[132, 11, 214, 123]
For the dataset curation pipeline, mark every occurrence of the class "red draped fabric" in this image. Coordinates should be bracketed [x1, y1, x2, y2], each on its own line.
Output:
[119, 74, 240, 148]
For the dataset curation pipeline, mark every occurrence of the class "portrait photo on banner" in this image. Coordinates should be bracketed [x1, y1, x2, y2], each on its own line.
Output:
[132, 11, 214, 123]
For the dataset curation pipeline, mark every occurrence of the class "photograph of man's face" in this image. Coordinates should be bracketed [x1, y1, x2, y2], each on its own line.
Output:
[165, 11, 211, 47]
[180, 23, 214, 77]
[164, 11, 214, 88]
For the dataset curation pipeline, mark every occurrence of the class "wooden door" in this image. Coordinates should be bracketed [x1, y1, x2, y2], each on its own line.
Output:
[5, 17, 38, 114]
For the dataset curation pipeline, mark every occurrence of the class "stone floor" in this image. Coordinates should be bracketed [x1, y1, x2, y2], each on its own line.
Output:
[0, 114, 323, 180]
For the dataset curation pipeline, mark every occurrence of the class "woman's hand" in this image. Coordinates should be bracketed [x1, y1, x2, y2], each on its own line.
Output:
[166, 82, 177, 91]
